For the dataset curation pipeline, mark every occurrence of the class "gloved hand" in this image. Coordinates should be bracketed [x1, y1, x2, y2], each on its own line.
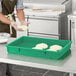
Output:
[19, 21, 30, 31]
[10, 21, 22, 31]
[20, 21, 30, 26]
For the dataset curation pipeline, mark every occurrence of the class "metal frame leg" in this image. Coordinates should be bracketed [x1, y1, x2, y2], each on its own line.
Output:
[69, 73, 74, 76]
[68, 19, 71, 40]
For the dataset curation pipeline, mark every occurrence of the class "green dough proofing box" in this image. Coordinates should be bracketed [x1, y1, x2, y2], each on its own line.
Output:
[6, 36, 72, 60]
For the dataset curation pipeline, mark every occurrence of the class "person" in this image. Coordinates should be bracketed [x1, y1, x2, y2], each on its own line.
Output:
[0, 0, 28, 37]
[0, 0, 28, 76]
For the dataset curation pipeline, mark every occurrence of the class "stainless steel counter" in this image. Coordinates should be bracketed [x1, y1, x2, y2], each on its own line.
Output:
[0, 38, 76, 75]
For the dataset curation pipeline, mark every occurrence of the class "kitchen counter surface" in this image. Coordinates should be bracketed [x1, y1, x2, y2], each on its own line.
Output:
[0, 38, 76, 74]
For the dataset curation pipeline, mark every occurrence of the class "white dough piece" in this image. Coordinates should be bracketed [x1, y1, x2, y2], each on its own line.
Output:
[48, 48, 58, 52]
[18, 25, 28, 31]
[49, 45, 62, 51]
[0, 38, 8, 43]
[0, 33, 10, 43]
[32, 47, 43, 49]
[36, 43, 48, 49]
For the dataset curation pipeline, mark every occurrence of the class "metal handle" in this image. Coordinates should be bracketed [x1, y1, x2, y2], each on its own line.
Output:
[71, 21, 76, 44]
[28, 16, 58, 21]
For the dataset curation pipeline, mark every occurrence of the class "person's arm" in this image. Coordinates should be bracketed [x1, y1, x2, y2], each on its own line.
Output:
[0, 13, 11, 24]
[0, 13, 21, 30]
[0, 1, 24, 31]
[16, 9, 25, 22]
[0, 1, 11, 24]
[16, 0, 25, 22]
[16, 0, 29, 25]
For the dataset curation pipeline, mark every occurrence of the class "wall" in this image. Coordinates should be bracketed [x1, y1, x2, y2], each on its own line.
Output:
[72, 0, 76, 11]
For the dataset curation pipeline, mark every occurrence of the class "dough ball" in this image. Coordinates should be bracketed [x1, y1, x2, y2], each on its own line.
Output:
[48, 48, 58, 52]
[36, 43, 48, 49]
[49, 45, 62, 51]
[0, 38, 8, 43]
[18, 25, 27, 31]
[32, 47, 43, 50]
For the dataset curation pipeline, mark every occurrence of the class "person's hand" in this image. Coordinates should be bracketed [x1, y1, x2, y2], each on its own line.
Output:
[19, 21, 30, 31]
[10, 21, 23, 31]
[20, 21, 30, 26]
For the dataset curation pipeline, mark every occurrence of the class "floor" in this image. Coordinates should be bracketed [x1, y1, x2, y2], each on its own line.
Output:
[8, 64, 70, 76]
[0, 63, 76, 76]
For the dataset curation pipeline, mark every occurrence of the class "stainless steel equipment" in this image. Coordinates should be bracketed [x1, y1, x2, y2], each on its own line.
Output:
[27, 15, 60, 39]
[23, 0, 71, 5]
[68, 15, 76, 45]
[23, 0, 72, 40]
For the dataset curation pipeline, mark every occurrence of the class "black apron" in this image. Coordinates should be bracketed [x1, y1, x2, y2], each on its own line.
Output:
[0, 0, 17, 37]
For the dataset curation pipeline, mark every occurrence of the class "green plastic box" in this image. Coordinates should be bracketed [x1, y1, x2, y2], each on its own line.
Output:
[6, 36, 72, 60]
